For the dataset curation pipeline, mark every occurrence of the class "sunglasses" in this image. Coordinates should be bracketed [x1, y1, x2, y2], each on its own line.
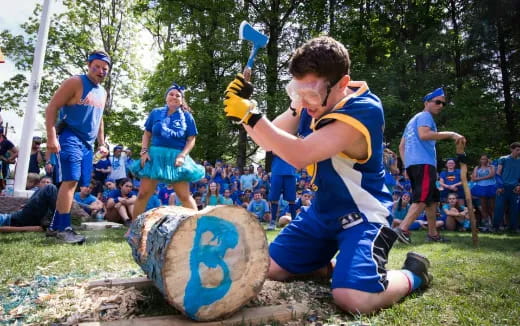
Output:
[430, 100, 446, 106]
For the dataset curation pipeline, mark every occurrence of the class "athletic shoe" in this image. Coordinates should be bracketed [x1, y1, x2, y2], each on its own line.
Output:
[425, 233, 450, 243]
[266, 224, 276, 231]
[402, 252, 433, 291]
[393, 227, 412, 244]
[123, 219, 132, 227]
[45, 228, 58, 237]
[55, 227, 86, 244]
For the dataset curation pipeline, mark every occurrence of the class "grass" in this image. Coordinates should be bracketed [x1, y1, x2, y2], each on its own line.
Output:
[1, 228, 520, 325]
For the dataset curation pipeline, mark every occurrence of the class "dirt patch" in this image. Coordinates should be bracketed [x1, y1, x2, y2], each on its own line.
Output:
[10, 279, 359, 325]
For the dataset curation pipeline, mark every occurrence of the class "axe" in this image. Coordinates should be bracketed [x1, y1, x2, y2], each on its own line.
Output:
[239, 21, 269, 80]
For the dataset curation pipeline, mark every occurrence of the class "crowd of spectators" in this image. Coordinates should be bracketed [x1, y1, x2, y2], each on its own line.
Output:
[385, 142, 520, 234]
[1, 123, 519, 234]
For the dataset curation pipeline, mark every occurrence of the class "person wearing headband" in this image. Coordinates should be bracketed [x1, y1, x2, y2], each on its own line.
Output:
[130, 83, 204, 219]
[44, 50, 110, 244]
[224, 36, 432, 314]
[394, 87, 465, 245]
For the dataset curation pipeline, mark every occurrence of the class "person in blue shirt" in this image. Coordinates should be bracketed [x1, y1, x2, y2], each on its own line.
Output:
[158, 183, 176, 205]
[73, 183, 103, 217]
[45, 50, 110, 244]
[106, 178, 137, 226]
[493, 142, 520, 232]
[395, 87, 465, 244]
[247, 191, 271, 222]
[130, 83, 204, 219]
[439, 158, 464, 205]
[223, 36, 433, 314]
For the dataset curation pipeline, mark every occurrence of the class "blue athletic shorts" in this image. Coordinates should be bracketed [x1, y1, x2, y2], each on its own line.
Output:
[57, 130, 93, 187]
[268, 175, 296, 202]
[269, 207, 397, 293]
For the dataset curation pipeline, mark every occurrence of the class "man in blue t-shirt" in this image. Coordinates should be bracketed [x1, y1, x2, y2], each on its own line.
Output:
[493, 142, 520, 231]
[45, 50, 110, 244]
[247, 191, 271, 223]
[73, 183, 103, 217]
[395, 88, 465, 244]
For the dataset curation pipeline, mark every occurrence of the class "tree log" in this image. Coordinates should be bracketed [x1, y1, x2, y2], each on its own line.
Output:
[126, 205, 269, 321]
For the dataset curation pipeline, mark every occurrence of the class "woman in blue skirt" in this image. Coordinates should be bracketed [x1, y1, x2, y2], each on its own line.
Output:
[130, 83, 204, 219]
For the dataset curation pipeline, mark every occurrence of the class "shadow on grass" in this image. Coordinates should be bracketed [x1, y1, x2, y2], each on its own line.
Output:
[431, 231, 520, 253]
[0, 228, 130, 247]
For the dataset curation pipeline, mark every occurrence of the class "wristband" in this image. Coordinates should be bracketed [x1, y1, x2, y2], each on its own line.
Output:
[45, 161, 52, 165]
[247, 113, 263, 128]
[140, 148, 148, 155]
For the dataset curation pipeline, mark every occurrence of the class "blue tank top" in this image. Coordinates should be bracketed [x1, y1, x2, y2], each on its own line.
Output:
[476, 167, 496, 186]
[303, 81, 392, 225]
[59, 75, 106, 147]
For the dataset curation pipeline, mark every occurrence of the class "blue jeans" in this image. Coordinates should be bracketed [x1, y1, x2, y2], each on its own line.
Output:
[493, 185, 519, 230]
[0, 213, 12, 226]
[9, 184, 57, 227]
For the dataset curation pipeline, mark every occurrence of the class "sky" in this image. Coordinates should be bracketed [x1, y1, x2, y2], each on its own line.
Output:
[0, 0, 62, 145]
[0, 0, 157, 146]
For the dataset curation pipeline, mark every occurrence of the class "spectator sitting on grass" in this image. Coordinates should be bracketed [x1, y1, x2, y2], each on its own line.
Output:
[73, 182, 103, 218]
[221, 189, 234, 205]
[247, 191, 271, 224]
[204, 181, 224, 206]
[295, 189, 313, 214]
[105, 178, 136, 226]
[0, 175, 58, 232]
[391, 192, 411, 228]
[443, 193, 470, 231]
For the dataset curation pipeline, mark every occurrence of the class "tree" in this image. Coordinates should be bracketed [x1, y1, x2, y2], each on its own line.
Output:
[0, 0, 146, 145]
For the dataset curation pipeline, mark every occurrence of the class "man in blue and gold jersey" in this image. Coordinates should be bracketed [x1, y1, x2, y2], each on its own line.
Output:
[45, 50, 110, 244]
[224, 37, 432, 314]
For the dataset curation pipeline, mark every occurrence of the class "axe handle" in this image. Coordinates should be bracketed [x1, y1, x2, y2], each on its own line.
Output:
[243, 67, 252, 82]
[456, 141, 479, 247]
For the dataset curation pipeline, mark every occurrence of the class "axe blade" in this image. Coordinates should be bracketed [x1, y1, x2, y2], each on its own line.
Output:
[239, 21, 269, 71]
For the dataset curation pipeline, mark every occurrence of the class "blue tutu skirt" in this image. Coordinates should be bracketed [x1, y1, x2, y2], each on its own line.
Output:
[471, 184, 497, 198]
[129, 146, 204, 184]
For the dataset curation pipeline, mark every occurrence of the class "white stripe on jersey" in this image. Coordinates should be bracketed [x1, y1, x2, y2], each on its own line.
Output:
[331, 156, 390, 226]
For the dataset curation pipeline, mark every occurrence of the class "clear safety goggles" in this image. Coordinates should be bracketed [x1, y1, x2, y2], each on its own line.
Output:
[285, 79, 329, 109]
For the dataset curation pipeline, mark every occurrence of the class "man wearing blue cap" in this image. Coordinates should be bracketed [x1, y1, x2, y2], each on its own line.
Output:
[45, 50, 111, 244]
[395, 88, 465, 244]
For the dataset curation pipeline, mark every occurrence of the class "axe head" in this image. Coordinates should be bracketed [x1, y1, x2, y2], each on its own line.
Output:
[239, 21, 269, 72]
[239, 21, 269, 49]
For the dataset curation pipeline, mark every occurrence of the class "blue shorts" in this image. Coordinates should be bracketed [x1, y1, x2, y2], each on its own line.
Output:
[268, 175, 296, 202]
[57, 131, 93, 187]
[269, 207, 397, 293]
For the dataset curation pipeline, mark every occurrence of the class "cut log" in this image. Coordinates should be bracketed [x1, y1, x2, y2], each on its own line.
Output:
[126, 205, 269, 321]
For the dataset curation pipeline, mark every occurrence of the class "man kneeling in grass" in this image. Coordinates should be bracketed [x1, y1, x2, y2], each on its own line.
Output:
[0, 176, 57, 232]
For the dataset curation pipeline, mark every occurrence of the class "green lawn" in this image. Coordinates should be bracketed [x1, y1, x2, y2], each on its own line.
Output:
[1, 228, 519, 325]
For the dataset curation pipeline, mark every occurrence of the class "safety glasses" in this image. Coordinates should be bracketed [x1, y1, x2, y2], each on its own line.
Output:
[285, 79, 329, 109]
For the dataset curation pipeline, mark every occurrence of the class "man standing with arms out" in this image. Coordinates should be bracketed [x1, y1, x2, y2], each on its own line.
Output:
[493, 142, 520, 232]
[224, 36, 434, 314]
[45, 50, 110, 244]
[394, 88, 465, 244]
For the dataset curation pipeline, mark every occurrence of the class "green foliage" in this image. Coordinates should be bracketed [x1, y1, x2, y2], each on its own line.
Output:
[1, 0, 518, 165]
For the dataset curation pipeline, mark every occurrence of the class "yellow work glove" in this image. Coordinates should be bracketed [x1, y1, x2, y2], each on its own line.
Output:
[224, 74, 262, 127]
